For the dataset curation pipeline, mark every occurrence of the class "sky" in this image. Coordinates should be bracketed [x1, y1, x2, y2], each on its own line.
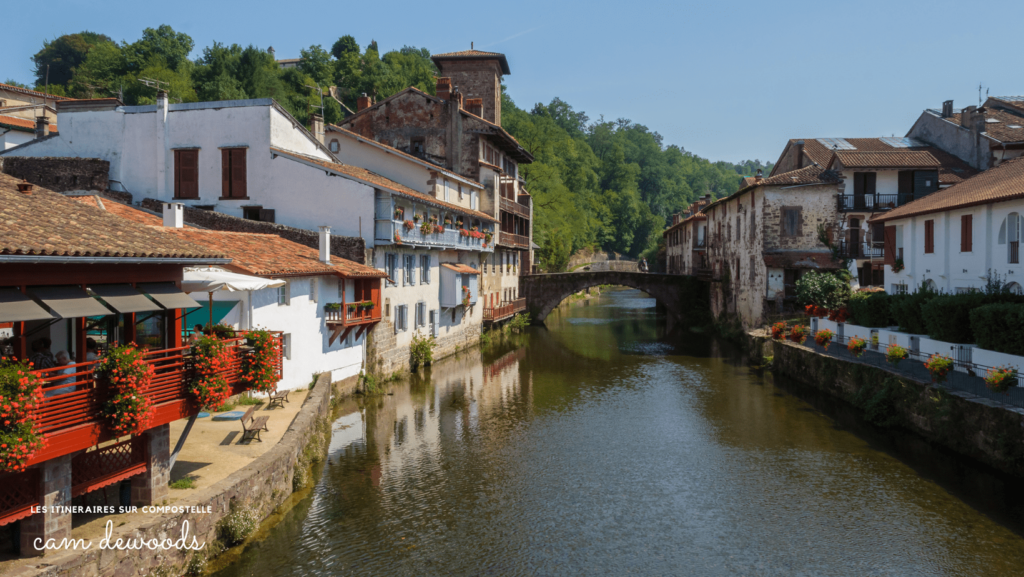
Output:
[4, 0, 1023, 164]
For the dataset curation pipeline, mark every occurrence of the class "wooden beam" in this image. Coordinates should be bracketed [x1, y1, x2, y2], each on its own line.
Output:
[354, 325, 369, 341]
[328, 325, 344, 346]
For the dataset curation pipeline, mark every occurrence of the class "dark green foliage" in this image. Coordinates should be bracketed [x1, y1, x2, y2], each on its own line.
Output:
[888, 288, 938, 334]
[847, 292, 892, 327]
[31, 31, 114, 87]
[970, 303, 1024, 355]
[853, 376, 908, 428]
[921, 292, 987, 343]
[794, 270, 851, 310]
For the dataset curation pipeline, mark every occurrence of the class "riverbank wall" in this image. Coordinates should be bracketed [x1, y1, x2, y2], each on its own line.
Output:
[7, 373, 342, 577]
[748, 331, 1024, 478]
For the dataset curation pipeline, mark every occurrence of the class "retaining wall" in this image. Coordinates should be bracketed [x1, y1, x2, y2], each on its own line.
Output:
[749, 332, 1024, 478]
[7, 373, 343, 577]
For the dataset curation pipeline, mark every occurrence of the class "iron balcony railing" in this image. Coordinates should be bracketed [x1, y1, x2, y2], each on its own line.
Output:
[837, 240, 884, 260]
[385, 220, 494, 251]
[836, 193, 915, 212]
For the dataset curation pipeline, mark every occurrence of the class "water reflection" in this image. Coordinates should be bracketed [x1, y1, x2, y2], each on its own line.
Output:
[216, 289, 1024, 577]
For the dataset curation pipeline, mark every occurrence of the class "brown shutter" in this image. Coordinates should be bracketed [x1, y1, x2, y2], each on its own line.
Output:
[962, 214, 973, 252]
[179, 150, 198, 198]
[221, 149, 231, 198]
[865, 172, 877, 195]
[924, 220, 934, 253]
[173, 150, 181, 197]
[883, 225, 896, 266]
[853, 173, 864, 196]
[232, 149, 247, 198]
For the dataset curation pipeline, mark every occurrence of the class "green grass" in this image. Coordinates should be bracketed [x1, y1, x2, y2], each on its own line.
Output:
[236, 394, 263, 406]
[213, 402, 237, 412]
[169, 476, 197, 489]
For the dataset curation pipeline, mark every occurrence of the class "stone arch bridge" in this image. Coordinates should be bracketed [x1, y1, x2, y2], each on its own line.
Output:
[520, 272, 705, 325]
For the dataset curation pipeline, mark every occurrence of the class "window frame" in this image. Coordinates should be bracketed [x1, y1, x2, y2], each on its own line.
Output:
[276, 282, 289, 306]
[420, 254, 431, 284]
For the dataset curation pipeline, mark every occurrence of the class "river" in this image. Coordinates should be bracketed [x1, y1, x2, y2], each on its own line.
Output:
[215, 289, 1024, 576]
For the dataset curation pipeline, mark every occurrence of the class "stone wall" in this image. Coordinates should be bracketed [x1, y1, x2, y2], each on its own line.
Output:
[140, 198, 365, 264]
[366, 317, 482, 376]
[0, 156, 108, 192]
[6, 373, 341, 576]
[750, 332, 1024, 477]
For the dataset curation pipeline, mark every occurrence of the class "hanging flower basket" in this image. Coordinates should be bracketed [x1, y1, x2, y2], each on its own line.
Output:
[242, 329, 278, 394]
[770, 322, 787, 340]
[190, 336, 233, 409]
[420, 222, 433, 235]
[886, 343, 908, 367]
[484, 231, 493, 243]
[456, 219, 464, 228]
[435, 225, 445, 234]
[444, 218, 453, 226]
[413, 214, 421, 223]
[394, 232, 402, 245]
[788, 325, 807, 344]
[985, 365, 1018, 393]
[403, 220, 415, 231]
[924, 353, 954, 384]
[95, 344, 155, 437]
[814, 329, 834, 350]
[848, 336, 867, 357]
[0, 358, 46, 472]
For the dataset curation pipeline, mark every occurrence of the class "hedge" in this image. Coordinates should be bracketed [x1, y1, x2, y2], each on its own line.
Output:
[921, 293, 987, 343]
[970, 303, 1024, 355]
[847, 292, 892, 327]
[888, 290, 937, 334]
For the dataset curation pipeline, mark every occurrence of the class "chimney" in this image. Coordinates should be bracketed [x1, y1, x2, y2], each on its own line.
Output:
[795, 140, 805, 169]
[162, 203, 184, 228]
[672, 214, 681, 226]
[16, 180, 33, 194]
[755, 168, 763, 181]
[961, 105, 976, 128]
[453, 88, 464, 110]
[310, 113, 324, 144]
[702, 193, 712, 201]
[34, 116, 49, 139]
[465, 98, 483, 117]
[941, 100, 954, 118]
[268, 46, 275, 57]
[436, 77, 452, 100]
[356, 93, 372, 112]
[318, 226, 331, 264]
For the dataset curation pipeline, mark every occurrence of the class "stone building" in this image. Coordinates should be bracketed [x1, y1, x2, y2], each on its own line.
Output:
[339, 49, 535, 321]
[663, 194, 711, 275]
[702, 166, 842, 327]
[906, 97, 1024, 171]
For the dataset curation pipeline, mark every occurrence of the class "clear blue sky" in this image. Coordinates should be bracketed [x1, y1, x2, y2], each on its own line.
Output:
[4, 0, 1023, 164]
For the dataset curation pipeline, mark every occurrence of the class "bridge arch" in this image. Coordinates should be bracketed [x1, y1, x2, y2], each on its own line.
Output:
[520, 271, 705, 325]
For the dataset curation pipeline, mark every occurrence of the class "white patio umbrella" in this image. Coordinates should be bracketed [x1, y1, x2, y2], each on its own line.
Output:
[181, 267, 286, 327]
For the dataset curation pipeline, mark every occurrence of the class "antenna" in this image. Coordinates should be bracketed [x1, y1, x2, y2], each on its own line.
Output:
[138, 77, 170, 93]
[471, 41, 474, 50]
[979, 83, 983, 107]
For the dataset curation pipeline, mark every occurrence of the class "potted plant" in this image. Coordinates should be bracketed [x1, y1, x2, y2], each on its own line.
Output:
[770, 322, 786, 340]
[848, 336, 867, 357]
[985, 365, 1018, 393]
[347, 302, 359, 312]
[885, 343, 908, 367]
[0, 357, 45, 472]
[456, 218, 464, 228]
[436, 225, 445, 234]
[413, 214, 421, 223]
[394, 207, 404, 220]
[394, 232, 402, 244]
[430, 215, 438, 224]
[403, 220, 415, 230]
[788, 325, 807, 344]
[189, 336, 232, 409]
[471, 225, 479, 232]
[484, 231, 493, 243]
[420, 222, 433, 235]
[324, 302, 341, 312]
[361, 300, 375, 310]
[892, 258, 905, 273]
[924, 354, 954, 384]
[462, 286, 471, 308]
[460, 229, 470, 237]
[444, 216, 453, 226]
[814, 329, 834, 350]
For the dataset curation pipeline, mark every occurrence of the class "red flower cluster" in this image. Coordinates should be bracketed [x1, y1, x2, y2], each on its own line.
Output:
[469, 230, 484, 239]
[0, 357, 46, 472]
[770, 322, 787, 340]
[804, 304, 849, 322]
[95, 344, 155, 437]
[788, 325, 807, 344]
[459, 229, 470, 237]
[190, 336, 233, 409]
[435, 225, 445, 234]
[242, 330, 279, 394]
[814, 329, 834, 350]
[403, 220, 415, 231]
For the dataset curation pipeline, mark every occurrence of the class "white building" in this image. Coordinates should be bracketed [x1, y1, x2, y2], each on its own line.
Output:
[871, 156, 1024, 295]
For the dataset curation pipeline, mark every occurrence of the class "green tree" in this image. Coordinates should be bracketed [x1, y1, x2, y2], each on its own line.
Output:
[330, 35, 359, 60]
[31, 31, 114, 87]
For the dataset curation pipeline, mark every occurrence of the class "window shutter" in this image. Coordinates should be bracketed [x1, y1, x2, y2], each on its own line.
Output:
[883, 226, 896, 266]
[221, 149, 231, 198]
[853, 173, 865, 196]
[232, 149, 247, 198]
[924, 220, 934, 253]
[174, 150, 181, 197]
[179, 150, 198, 198]
[961, 215, 973, 252]
[865, 172, 877, 195]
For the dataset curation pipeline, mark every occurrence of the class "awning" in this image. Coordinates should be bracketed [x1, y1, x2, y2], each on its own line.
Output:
[181, 267, 286, 293]
[30, 286, 114, 319]
[138, 283, 202, 310]
[90, 284, 164, 314]
[0, 288, 57, 323]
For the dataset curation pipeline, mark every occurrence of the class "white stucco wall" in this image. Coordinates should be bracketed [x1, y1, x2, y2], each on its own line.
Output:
[1, 130, 35, 150]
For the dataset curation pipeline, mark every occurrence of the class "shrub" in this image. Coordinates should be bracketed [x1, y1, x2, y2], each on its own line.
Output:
[788, 325, 807, 344]
[410, 332, 436, 369]
[847, 292, 892, 327]
[218, 500, 258, 546]
[889, 288, 938, 334]
[795, 271, 851, 311]
[970, 303, 1024, 355]
[924, 353, 954, 383]
[921, 292, 987, 343]
[506, 313, 531, 333]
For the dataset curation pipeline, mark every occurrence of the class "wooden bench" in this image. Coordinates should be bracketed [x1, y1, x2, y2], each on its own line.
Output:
[268, 388, 289, 408]
[240, 406, 269, 442]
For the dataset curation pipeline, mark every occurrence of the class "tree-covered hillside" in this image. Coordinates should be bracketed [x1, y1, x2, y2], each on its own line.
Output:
[17, 26, 773, 270]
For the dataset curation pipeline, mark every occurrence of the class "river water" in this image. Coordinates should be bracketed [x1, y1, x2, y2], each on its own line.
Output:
[215, 289, 1024, 576]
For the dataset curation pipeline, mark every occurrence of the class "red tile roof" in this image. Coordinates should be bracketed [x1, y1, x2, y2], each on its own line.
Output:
[70, 196, 165, 226]
[0, 114, 57, 133]
[831, 150, 940, 170]
[0, 173, 223, 260]
[442, 263, 480, 274]
[947, 109, 1024, 144]
[270, 147, 498, 223]
[0, 82, 74, 102]
[164, 229, 385, 278]
[776, 137, 975, 184]
[871, 156, 1024, 223]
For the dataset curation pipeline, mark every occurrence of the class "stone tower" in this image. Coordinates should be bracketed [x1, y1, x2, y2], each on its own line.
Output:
[431, 49, 510, 126]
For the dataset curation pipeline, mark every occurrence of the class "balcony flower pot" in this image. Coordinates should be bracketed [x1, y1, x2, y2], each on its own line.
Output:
[394, 232, 402, 245]
[360, 301, 375, 311]
[985, 366, 1018, 393]
[436, 225, 445, 234]
[456, 219, 464, 228]
[471, 226, 479, 232]
[96, 343, 156, 437]
[347, 303, 359, 312]
[885, 343, 908, 367]
[484, 231, 493, 243]
[413, 215, 421, 223]
[0, 358, 46, 472]
[848, 336, 867, 357]
[420, 222, 433, 235]
[462, 286, 471, 308]
[324, 303, 341, 312]
[394, 207, 404, 220]
[403, 220, 415, 231]
[891, 258, 905, 273]
[241, 329, 277, 394]
[924, 354, 954, 384]
[189, 336, 232, 410]
[444, 218, 453, 226]
[460, 229, 470, 237]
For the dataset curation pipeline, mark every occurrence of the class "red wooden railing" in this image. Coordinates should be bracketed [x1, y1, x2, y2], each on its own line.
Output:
[325, 305, 381, 325]
[23, 332, 283, 468]
[483, 298, 526, 322]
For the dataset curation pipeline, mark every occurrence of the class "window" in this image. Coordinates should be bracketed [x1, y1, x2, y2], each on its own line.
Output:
[444, 180, 450, 202]
[282, 334, 292, 360]
[471, 190, 478, 210]
[411, 137, 425, 156]
[781, 207, 801, 237]
[173, 149, 199, 199]
[961, 214, 973, 252]
[416, 302, 427, 328]
[385, 253, 398, 286]
[385, 297, 390, 318]
[924, 220, 934, 254]
[221, 148, 247, 199]
[243, 206, 262, 221]
[404, 255, 416, 285]
[429, 309, 438, 337]
[735, 216, 741, 241]
[329, 139, 339, 153]
[395, 304, 408, 332]
[276, 282, 289, 306]
[891, 283, 908, 294]
[420, 255, 431, 284]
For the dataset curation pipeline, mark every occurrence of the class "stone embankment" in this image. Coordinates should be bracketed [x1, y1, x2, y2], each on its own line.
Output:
[749, 331, 1024, 477]
[8, 373, 342, 577]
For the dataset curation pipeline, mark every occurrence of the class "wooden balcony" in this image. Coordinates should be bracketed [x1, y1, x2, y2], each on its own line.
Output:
[500, 196, 530, 219]
[498, 231, 530, 249]
[324, 298, 381, 346]
[22, 333, 283, 469]
[483, 298, 527, 322]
